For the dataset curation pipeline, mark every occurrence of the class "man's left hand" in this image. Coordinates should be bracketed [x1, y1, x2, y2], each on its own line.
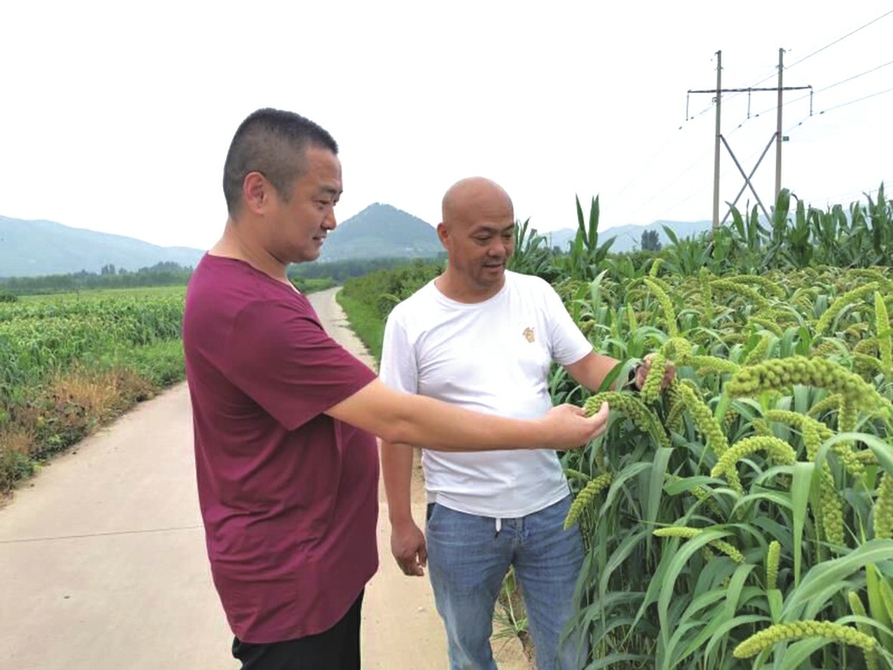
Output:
[633, 353, 676, 393]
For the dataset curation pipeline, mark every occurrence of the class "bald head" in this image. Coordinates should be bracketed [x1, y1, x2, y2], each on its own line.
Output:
[441, 177, 514, 229]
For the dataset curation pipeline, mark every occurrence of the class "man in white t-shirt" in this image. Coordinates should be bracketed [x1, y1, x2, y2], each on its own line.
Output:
[379, 177, 669, 670]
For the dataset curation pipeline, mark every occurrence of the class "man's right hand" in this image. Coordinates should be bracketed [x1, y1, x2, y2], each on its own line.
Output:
[540, 402, 609, 450]
[390, 519, 428, 577]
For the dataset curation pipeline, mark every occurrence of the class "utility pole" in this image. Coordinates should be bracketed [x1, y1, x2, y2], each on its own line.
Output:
[713, 51, 722, 228]
[688, 51, 811, 228]
[775, 48, 785, 201]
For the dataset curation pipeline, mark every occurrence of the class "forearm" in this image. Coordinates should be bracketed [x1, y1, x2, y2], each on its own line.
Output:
[327, 379, 555, 452]
[380, 441, 415, 524]
[386, 391, 549, 451]
[566, 352, 623, 393]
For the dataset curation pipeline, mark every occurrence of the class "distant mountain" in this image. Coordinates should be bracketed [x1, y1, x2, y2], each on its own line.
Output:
[540, 220, 714, 254]
[0, 216, 205, 278]
[320, 203, 441, 261]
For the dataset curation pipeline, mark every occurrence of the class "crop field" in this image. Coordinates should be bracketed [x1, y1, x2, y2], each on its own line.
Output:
[0, 286, 185, 491]
[554, 264, 893, 668]
[338, 188, 893, 669]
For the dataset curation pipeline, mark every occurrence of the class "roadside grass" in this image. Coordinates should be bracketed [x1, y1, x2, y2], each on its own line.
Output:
[0, 344, 186, 495]
[336, 291, 384, 366]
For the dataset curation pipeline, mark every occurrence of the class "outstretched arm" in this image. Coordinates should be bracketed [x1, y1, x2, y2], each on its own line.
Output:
[326, 378, 609, 452]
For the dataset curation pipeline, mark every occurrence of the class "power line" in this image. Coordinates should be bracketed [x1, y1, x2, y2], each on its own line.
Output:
[818, 58, 893, 93]
[787, 9, 893, 70]
[749, 8, 893, 87]
[744, 59, 893, 121]
[784, 84, 893, 134]
[821, 84, 893, 114]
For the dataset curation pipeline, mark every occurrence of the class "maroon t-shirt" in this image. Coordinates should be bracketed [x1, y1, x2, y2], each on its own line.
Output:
[182, 254, 379, 643]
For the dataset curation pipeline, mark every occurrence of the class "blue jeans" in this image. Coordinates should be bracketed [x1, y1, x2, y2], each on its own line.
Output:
[425, 495, 587, 670]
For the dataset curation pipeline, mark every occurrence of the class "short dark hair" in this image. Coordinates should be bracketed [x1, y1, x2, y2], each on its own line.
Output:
[222, 108, 338, 216]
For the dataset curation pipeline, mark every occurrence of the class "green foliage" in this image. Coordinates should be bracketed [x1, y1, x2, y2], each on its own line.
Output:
[337, 259, 444, 362]
[0, 287, 186, 492]
[324, 210, 893, 667]
[641, 229, 662, 252]
[560, 265, 893, 668]
[0, 262, 194, 295]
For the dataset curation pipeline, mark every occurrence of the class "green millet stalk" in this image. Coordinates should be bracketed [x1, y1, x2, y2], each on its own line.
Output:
[653, 526, 743, 562]
[660, 336, 693, 362]
[748, 316, 784, 337]
[711, 539, 745, 563]
[699, 268, 715, 321]
[687, 355, 740, 376]
[640, 352, 667, 404]
[852, 268, 893, 291]
[727, 357, 886, 414]
[626, 303, 638, 334]
[751, 419, 774, 436]
[722, 407, 739, 432]
[710, 278, 770, 309]
[814, 283, 879, 335]
[836, 395, 865, 477]
[564, 468, 590, 484]
[564, 473, 613, 529]
[791, 290, 815, 313]
[800, 419, 846, 546]
[665, 474, 722, 517]
[844, 322, 871, 339]
[653, 526, 700, 539]
[727, 274, 786, 298]
[649, 258, 664, 278]
[643, 277, 679, 338]
[645, 274, 675, 297]
[764, 410, 834, 443]
[665, 379, 687, 433]
[848, 592, 880, 670]
[811, 340, 842, 358]
[766, 540, 780, 590]
[819, 467, 846, 546]
[853, 450, 879, 465]
[808, 393, 842, 418]
[711, 436, 797, 495]
[854, 353, 884, 377]
[744, 334, 772, 366]
[854, 337, 879, 356]
[666, 401, 686, 434]
[676, 382, 729, 457]
[733, 621, 876, 659]
[584, 391, 670, 447]
[874, 472, 893, 540]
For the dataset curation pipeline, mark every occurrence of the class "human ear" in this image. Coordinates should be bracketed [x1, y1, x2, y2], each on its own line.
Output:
[242, 172, 269, 215]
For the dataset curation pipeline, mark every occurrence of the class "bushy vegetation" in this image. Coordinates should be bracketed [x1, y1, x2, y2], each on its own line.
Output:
[337, 259, 445, 364]
[0, 261, 194, 295]
[0, 287, 186, 493]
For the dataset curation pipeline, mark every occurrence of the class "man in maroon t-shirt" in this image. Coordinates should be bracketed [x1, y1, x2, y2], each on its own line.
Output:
[183, 108, 610, 670]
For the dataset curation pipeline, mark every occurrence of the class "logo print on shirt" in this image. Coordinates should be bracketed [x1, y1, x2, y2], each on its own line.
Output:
[523, 327, 535, 343]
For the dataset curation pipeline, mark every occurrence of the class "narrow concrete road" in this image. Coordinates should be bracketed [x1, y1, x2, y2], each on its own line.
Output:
[0, 287, 527, 670]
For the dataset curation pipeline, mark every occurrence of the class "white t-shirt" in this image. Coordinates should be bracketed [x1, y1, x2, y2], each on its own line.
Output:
[379, 270, 593, 518]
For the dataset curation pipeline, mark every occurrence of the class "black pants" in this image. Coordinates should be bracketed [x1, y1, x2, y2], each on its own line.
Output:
[232, 591, 364, 670]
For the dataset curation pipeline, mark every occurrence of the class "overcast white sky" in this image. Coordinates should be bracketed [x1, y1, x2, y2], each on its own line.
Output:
[2, 1, 891, 250]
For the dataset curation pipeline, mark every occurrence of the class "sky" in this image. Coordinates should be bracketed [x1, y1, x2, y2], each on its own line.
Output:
[1, 1, 891, 251]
